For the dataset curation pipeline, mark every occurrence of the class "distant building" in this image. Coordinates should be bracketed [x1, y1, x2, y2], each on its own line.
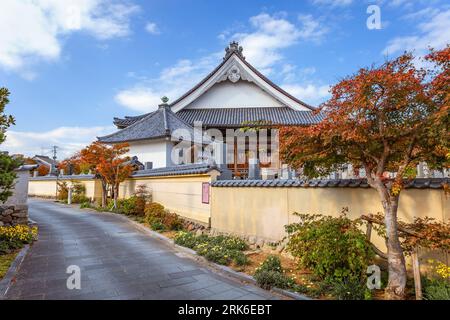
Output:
[32, 155, 58, 175]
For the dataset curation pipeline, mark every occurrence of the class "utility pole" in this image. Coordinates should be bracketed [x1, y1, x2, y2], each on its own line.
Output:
[51, 145, 59, 161]
[52, 145, 59, 200]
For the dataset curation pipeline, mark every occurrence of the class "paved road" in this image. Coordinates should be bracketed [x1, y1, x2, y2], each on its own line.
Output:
[4, 199, 279, 300]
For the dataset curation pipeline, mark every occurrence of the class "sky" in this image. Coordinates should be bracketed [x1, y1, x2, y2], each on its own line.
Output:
[0, 0, 449, 159]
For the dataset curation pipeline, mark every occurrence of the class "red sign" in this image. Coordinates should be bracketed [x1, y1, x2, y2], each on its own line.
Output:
[202, 182, 210, 204]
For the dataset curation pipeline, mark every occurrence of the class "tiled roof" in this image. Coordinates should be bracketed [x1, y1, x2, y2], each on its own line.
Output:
[176, 107, 324, 127]
[30, 174, 96, 181]
[132, 163, 220, 178]
[114, 107, 324, 129]
[99, 106, 194, 143]
[211, 178, 449, 189]
[114, 113, 151, 129]
[33, 155, 58, 166]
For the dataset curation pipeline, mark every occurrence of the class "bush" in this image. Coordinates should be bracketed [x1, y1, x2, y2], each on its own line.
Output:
[144, 202, 183, 231]
[174, 231, 198, 248]
[0, 225, 38, 254]
[57, 182, 68, 201]
[423, 260, 450, 300]
[80, 202, 92, 209]
[162, 212, 183, 231]
[174, 231, 249, 266]
[150, 220, 166, 231]
[144, 202, 166, 219]
[133, 185, 151, 216]
[254, 256, 295, 290]
[285, 213, 374, 282]
[423, 278, 450, 300]
[329, 277, 372, 300]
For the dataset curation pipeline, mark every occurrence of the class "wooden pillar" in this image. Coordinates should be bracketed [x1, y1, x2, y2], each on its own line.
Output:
[411, 248, 422, 300]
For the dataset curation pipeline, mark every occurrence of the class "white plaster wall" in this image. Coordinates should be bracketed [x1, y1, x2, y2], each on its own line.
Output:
[6, 171, 30, 205]
[186, 81, 284, 109]
[128, 140, 169, 168]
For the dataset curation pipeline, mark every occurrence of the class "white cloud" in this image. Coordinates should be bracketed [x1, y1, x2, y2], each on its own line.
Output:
[311, 0, 353, 7]
[115, 87, 162, 111]
[232, 13, 327, 69]
[145, 22, 160, 35]
[383, 9, 450, 56]
[116, 13, 329, 112]
[0, 0, 139, 75]
[115, 55, 219, 112]
[3, 125, 115, 158]
[281, 84, 331, 106]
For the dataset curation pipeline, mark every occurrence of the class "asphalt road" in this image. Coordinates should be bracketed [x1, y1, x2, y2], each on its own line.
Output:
[4, 199, 279, 300]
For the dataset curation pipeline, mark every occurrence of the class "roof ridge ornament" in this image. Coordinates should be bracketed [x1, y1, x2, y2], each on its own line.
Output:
[224, 41, 245, 60]
[159, 96, 170, 109]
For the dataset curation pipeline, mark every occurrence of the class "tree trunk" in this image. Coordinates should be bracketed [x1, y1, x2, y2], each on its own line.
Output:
[101, 180, 107, 208]
[380, 191, 407, 299]
[113, 184, 119, 210]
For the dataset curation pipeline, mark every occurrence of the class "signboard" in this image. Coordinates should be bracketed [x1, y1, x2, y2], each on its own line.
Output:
[202, 182, 210, 204]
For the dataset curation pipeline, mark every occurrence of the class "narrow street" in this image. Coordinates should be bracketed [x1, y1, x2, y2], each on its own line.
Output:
[5, 199, 279, 300]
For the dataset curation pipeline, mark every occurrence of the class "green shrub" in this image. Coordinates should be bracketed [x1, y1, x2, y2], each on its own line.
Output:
[80, 202, 92, 209]
[329, 277, 372, 300]
[144, 202, 183, 231]
[254, 270, 295, 290]
[133, 185, 151, 216]
[423, 277, 450, 300]
[150, 220, 166, 231]
[254, 256, 295, 290]
[174, 231, 198, 248]
[0, 241, 11, 255]
[57, 182, 68, 201]
[144, 202, 166, 219]
[162, 212, 183, 231]
[285, 213, 374, 282]
[70, 182, 89, 204]
[231, 251, 249, 266]
[117, 197, 138, 215]
[174, 231, 248, 266]
[258, 255, 283, 272]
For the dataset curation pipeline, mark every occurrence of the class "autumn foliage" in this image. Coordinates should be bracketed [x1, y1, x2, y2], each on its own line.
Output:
[79, 142, 133, 208]
[280, 47, 449, 299]
[37, 165, 50, 176]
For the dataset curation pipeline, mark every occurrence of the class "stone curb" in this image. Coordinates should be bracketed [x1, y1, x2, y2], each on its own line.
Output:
[0, 245, 30, 299]
[72, 204, 312, 301]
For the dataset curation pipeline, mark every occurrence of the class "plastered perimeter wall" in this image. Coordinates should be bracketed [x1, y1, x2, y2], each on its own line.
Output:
[211, 186, 449, 251]
[28, 178, 102, 202]
[119, 174, 215, 225]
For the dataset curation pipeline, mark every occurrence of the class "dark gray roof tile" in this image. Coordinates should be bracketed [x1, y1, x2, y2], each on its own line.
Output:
[99, 106, 194, 143]
[132, 163, 219, 178]
[114, 107, 324, 129]
[211, 178, 449, 189]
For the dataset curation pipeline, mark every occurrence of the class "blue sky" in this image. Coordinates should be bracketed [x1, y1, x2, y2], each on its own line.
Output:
[0, 0, 449, 158]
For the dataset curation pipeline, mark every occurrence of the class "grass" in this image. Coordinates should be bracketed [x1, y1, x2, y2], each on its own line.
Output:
[0, 251, 19, 280]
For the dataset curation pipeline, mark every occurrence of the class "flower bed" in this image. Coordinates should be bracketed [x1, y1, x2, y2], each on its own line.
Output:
[0, 225, 38, 280]
[174, 231, 249, 266]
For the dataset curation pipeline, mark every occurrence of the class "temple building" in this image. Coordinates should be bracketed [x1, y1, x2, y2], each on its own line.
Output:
[98, 42, 323, 179]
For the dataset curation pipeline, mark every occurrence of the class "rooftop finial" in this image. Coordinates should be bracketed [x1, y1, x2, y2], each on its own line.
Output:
[224, 41, 245, 60]
[159, 96, 170, 109]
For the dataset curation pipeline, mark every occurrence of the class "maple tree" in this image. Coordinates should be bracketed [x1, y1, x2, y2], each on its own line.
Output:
[58, 152, 91, 175]
[80, 142, 133, 208]
[37, 165, 50, 176]
[280, 47, 449, 299]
